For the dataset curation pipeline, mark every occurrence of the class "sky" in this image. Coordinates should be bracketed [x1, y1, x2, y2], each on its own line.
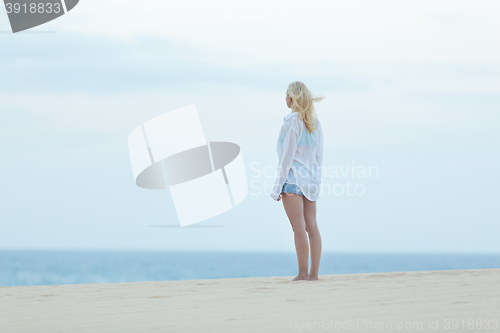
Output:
[1, 0, 499, 253]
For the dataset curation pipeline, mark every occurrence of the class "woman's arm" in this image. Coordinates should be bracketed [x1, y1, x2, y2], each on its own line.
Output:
[270, 122, 300, 200]
[316, 119, 324, 167]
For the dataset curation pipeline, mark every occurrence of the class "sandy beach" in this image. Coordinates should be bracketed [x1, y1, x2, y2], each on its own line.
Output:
[1, 268, 499, 332]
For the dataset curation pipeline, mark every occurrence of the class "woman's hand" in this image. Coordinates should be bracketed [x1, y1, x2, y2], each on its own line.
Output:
[276, 194, 282, 201]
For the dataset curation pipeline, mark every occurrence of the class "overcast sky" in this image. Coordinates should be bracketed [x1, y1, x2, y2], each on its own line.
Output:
[1, 0, 499, 252]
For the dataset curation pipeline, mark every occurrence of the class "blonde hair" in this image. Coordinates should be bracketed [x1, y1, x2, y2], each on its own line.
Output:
[286, 81, 325, 134]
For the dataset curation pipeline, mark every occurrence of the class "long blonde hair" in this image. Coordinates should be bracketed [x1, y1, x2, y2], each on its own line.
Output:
[287, 81, 325, 134]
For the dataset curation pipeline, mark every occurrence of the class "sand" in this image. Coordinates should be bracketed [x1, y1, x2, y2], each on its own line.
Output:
[1, 269, 499, 332]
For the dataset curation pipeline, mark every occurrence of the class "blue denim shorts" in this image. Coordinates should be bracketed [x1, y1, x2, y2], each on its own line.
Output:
[281, 183, 303, 196]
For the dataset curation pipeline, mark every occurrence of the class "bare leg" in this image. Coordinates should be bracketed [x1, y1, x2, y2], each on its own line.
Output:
[303, 196, 322, 280]
[282, 192, 309, 281]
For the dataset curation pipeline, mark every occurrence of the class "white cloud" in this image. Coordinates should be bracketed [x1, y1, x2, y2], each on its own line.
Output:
[47, 0, 500, 66]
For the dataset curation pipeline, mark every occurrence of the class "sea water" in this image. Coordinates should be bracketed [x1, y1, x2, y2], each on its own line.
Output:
[1, 250, 499, 287]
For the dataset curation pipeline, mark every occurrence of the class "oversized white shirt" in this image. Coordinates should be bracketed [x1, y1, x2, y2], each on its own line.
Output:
[270, 111, 324, 201]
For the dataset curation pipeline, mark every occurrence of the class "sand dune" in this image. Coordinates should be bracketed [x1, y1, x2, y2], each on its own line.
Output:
[1, 269, 499, 332]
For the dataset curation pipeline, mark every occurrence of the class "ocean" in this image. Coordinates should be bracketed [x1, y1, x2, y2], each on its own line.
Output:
[1, 250, 499, 287]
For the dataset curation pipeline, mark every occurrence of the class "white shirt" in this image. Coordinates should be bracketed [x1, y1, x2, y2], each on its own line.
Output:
[270, 111, 324, 201]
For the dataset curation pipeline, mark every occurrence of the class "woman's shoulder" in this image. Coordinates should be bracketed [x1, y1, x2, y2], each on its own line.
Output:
[283, 111, 299, 123]
[282, 112, 300, 127]
[313, 116, 322, 130]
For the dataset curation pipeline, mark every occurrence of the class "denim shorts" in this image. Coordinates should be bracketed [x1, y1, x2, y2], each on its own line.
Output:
[281, 183, 304, 196]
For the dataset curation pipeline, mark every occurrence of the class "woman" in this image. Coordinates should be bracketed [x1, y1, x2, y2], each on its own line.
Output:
[270, 81, 325, 281]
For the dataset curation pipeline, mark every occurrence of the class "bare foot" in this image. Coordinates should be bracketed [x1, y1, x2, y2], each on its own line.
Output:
[308, 275, 319, 281]
[291, 274, 310, 281]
